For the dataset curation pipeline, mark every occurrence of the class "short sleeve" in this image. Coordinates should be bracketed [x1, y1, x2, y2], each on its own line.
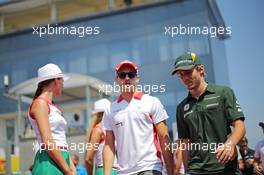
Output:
[103, 105, 112, 131]
[150, 97, 169, 124]
[176, 105, 190, 139]
[223, 87, 245, 122]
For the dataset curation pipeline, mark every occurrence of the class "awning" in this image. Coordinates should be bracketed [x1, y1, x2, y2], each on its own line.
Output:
[7, 73, 116, 104]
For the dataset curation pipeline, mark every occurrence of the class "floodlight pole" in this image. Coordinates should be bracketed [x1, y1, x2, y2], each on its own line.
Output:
[5, 140, 11, 175]
[0, 15, 4, 33]
[50, 0, 57, 23]
[85, 86, 91, 128]
[108, 0, 114, 10]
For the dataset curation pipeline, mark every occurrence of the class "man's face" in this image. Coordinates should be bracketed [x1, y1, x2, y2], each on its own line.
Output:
[239, 141, 248, 151]
[115, 66, 139, 93]
[176, 66, 204, 91]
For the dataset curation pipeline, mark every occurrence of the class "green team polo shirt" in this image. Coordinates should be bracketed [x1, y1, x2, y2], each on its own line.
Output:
[176, 83, 245, 174]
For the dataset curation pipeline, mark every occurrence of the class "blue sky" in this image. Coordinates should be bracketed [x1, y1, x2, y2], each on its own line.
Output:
[217, 0, 264, 148]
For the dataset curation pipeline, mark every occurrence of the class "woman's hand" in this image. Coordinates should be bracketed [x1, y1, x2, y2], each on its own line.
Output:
[64, 167, 74, 175]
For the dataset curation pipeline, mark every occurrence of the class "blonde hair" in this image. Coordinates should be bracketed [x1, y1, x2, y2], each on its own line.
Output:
[86, 112, 104, 142]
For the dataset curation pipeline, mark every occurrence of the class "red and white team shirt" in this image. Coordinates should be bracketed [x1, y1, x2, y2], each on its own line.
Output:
[104, 92, 169, 175]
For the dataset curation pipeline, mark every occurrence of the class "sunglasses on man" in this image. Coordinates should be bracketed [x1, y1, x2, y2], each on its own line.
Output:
[117, 72, 137, 79]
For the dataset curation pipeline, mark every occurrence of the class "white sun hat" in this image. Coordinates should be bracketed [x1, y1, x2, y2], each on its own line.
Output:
[37, 63, 69, 84]
[92, 98, 111, 114]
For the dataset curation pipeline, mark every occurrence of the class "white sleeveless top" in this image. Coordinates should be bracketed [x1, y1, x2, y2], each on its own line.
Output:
[28, 98, 68, 148]
[94, 125, 118, 169]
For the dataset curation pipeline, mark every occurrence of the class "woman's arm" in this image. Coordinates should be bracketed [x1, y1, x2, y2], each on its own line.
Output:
[69, 157, 77, 175]
[31, 99, 73, 175]
[85, 127, 102, 175]
[103, 131, 115, 175]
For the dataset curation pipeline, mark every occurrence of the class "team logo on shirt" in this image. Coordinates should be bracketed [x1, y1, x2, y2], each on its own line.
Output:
[184, 104, 190, 111]
[115, 122, 123, 128]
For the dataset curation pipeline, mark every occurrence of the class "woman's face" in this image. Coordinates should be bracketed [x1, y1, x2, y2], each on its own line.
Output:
[54, 78, 64, 97]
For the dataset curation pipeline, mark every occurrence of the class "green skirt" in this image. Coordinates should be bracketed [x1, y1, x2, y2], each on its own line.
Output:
[95, 167, 117, 175]
[32, 150, 70, 175]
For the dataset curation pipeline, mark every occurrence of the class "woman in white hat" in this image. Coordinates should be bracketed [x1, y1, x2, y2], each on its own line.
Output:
[85, 98, 118, 175]
[28, 63, 75, 175]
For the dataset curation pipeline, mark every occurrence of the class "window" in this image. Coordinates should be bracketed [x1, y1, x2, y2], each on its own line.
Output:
[11, 60, 28, 85]
[145, 33, 166, 62]
[88, 44, 108, 73]
[110, 40, 131, 69]
[155, 92, 176, 107]
[175, 90, 188, 105]
[188, 35, 209, 55]
[68, 50, 88, 74]
[171, 35, 188, 60]
[69, 56, 88, 74]
[131, 36, 146, 66]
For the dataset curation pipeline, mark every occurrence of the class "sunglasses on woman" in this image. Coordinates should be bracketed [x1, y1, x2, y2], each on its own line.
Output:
[117, 72, 137, 79]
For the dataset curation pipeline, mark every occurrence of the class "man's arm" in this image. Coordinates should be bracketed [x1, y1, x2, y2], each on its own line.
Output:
[216, 119, 245, 163]
[216, 87, 246, 163]
[180, 139, 189, 174]
[175, 105, 190, 174]
[174, 139, 189, 175]
[155, 120, 174, 175]
[254, 157, 263, 175]
[103, 130, 115, 175]
[174, 141, 182, 175]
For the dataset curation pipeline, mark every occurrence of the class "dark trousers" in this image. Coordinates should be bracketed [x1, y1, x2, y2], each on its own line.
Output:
[134, 170, 162, 175]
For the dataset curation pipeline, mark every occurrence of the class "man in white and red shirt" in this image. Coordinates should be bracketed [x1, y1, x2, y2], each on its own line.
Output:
[103, 60, 174, 175]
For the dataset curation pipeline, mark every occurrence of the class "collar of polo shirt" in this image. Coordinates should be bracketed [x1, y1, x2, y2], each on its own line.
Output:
[117, 91, 144, 103]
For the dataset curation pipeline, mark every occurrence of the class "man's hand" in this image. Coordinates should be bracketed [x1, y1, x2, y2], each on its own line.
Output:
[254, 164, 263, 175]
[215, 119, 245, 164]
[215, 140, 237, 164]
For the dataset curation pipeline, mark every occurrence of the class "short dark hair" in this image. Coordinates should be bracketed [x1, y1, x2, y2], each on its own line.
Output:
[243, 137, 248, 144]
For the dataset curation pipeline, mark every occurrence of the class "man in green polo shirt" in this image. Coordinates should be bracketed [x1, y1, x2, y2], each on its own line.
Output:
[171, 52, 246, 175]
